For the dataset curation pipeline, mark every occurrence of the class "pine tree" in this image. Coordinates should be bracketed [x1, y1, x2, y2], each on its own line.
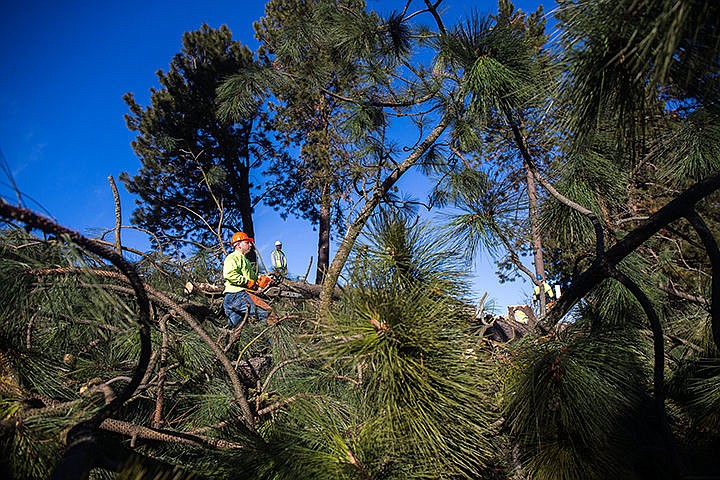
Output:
[122, 24, 262, 253]
[431, 1, 556, 312]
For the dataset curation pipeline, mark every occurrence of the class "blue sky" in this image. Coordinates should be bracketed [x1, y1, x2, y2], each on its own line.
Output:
[1, 0, 553, 311]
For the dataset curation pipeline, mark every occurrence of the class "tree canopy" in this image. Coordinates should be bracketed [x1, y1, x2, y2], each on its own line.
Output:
[122, 24, 262, 253]
[2, 0, 720, 479]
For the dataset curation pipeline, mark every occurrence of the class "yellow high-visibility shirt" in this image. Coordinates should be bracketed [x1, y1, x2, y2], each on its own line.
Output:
[532, 281, 554, 300]
[271, 249, 287, 270]
[223, 250, 257, 294]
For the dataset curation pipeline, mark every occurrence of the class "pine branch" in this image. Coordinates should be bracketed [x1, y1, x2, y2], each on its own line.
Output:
[546, 172, 720, 355]
[25, 267, 255, 430]
[107, 175, 122, 256]
[99, 418, 247, 450]
[0, 200, 152, 480]
[151, 313, 170, 429]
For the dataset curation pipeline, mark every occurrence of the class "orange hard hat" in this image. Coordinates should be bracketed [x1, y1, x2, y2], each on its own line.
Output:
[231, 232, 254, 245]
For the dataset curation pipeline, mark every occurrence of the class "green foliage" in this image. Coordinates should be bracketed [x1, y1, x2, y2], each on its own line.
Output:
[435, 168, 513, 261]
[312, 212, 497, 478]
[208, 212, 504, 479]
[432, 1, 556, 287]
[541, 142, 629, 250]
[684, 360, 720, 430]
[5, 0, 720, 478]
[556, 0, 720, 156]
[0, 229, 245, 478]
[122, 24, 260, 249]
[1, 416, 63, 479]
[504, 325, 654, 479]
[437, 6, 545, 122]
[655, 109, 720, 183]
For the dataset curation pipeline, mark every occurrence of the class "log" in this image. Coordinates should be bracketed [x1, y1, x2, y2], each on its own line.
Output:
[475, 305, 535, 343]
[507, 305, 536, 326]
[276, 278, 342, 300]
[184, 278, 342, 300]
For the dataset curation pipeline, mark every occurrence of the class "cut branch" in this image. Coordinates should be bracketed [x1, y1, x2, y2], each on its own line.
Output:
[107, 175, 123, 256]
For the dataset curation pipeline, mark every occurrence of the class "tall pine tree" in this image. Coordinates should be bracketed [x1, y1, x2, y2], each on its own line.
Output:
[123, 24, 262, 253]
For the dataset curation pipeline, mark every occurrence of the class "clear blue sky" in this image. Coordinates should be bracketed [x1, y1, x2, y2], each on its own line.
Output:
[1, 0, 553, 312]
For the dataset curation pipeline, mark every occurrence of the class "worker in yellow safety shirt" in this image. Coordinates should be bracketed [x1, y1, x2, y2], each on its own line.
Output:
[532, 274, 556, 308]
[223, 232, 266, 327]
[271, 240, 288, 277]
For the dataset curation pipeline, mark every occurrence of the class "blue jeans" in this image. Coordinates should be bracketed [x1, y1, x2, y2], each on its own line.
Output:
[223, 291, 266, 327]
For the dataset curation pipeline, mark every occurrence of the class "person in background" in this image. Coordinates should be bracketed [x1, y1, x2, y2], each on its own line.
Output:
[271, 240, 288, 277]
[532, 274, 556, 308]
[223, 231, 264, 327]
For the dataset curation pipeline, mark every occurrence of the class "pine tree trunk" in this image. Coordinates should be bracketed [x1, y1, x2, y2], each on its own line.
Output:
[525, 164, 547, 315]
[315, 185, 331, 284]
[224, 120, 256, 262]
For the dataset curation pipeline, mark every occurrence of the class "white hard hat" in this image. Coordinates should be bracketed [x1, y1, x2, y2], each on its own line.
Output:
[275, 240, 282, 246]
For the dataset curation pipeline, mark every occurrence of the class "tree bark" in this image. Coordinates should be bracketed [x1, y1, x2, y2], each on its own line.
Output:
[525, 163, 547, 314]
[316, 184, 331, 284]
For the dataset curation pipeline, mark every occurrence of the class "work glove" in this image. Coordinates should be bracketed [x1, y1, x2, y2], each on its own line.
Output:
[246, 279, 257, 290]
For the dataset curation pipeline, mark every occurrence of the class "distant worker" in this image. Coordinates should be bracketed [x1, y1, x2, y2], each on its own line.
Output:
[223, 232, 265, 327]
[271, 240, 288, 277]
[532, 274, 556, 308]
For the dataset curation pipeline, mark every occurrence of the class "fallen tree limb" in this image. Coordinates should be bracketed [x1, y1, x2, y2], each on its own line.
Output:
[546, 172, 720, 350]
[0, 200, 153, 480]
[184, 277, 342, 300]
[26, 267, 255, 430]
[100, 418, 246, 450]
